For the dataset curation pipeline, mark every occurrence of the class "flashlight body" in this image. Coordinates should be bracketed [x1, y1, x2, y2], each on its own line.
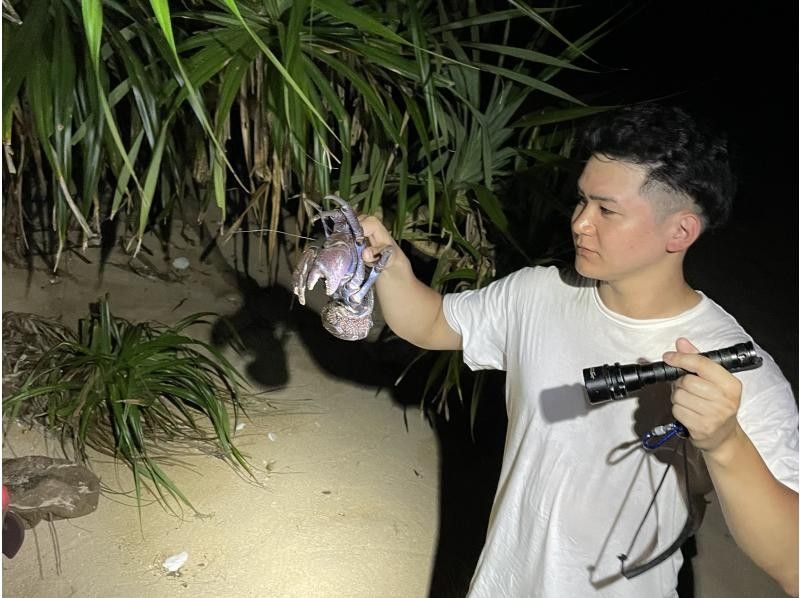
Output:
[583, 341, 763, 404]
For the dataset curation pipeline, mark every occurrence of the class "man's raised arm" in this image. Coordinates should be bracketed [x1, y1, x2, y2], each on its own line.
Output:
[359, 215, 462, 351]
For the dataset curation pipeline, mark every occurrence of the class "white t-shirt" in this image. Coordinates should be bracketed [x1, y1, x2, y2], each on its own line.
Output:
[442, 266, 798, 598]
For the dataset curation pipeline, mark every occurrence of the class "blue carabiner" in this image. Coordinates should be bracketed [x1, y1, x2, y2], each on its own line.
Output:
[642, 421, 688, 450]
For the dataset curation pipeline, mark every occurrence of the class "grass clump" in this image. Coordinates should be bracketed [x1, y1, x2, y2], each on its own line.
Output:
[3, 295, 253, 516]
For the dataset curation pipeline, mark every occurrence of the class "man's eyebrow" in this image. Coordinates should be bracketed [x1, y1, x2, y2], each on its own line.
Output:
[576, 188, 619, 203]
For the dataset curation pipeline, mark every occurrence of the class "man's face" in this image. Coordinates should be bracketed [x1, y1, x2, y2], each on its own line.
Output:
[572, 155, 677, 283]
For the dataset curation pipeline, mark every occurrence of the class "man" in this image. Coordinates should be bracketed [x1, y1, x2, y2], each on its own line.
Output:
[358, 104, 798, 597]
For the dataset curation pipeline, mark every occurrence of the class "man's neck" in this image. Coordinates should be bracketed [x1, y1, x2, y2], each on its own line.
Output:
[597, 271, 701, 320]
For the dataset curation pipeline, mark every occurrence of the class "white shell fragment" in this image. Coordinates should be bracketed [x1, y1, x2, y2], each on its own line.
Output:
[171, 257, 190, 270]
[163, 551, 189, 573]
[235, 423, 246, 431]
[267, 432, 277, 442]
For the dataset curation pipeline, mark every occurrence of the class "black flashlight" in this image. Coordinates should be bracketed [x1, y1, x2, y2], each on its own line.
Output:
[583, 341, 763, 404]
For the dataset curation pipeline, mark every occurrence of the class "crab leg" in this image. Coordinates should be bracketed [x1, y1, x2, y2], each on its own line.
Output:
[346, 248, 393, 307]
[324, 195, 364, 240]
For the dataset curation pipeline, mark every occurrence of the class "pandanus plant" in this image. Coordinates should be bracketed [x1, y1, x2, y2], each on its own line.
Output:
[3, 0, 620, 417]
[3, 297, 253, 516]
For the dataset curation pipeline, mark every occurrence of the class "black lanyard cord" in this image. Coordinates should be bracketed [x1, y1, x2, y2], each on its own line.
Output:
[618, 438, 695, 579]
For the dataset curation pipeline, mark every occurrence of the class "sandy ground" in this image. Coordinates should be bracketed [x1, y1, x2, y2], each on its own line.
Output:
[1, 227, 438, 598]
[1, 221, 791, 597]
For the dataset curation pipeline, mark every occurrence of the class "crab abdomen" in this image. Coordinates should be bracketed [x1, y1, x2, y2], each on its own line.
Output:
[320, 291, 374, 341]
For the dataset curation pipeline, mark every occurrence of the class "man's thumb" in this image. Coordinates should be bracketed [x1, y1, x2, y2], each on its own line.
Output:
[675, 337, 700, 354]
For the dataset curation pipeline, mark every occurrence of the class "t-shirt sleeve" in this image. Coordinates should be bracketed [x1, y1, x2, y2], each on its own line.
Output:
[442, 268, 534, 372]
[737, 376, 799, 492]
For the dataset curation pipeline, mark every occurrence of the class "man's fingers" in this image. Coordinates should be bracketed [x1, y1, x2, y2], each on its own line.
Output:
[663, 337, 703, 377]
[663, 350, 707, 374]
[359, 214, 398, 267]
[675, 337, 699, 354]
[664, 340, 724, 380]
[673, 373, 719, 403]
[665, 339, 743, 452]
[664, 350, 740, 391]
[362, 246, 382, 263]
[358, 215, 391, 242]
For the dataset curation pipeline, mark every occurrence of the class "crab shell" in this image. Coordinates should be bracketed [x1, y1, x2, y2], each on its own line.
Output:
[320, 291, 374, 341]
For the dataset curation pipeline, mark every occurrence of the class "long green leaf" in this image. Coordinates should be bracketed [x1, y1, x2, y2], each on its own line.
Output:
[150, 0, 250, 203]
[81, 0, 144, 195]
[509, 0, 597, 63]
[136, 124, 169, 244]
[515, 105, 615, 128]
[221, 0, 338, 143]
[312, 0, 408, 45]
[462, 42, 594, 73]
[476, 63, 585, 106]
[2, 0, 49, 137]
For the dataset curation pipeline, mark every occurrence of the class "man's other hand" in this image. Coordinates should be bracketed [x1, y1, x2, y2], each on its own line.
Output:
[663, 337, 744, 454]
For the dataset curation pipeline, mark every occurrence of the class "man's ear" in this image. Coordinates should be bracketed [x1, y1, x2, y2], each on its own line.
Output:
[666, 211, 703, 252]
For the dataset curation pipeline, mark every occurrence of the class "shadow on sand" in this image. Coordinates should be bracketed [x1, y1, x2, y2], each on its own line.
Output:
[205, 267, 508, 598]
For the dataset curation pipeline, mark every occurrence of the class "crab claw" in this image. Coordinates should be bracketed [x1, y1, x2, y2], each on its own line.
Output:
[292, 247, 318, 305]
[292, 239, 357, 303]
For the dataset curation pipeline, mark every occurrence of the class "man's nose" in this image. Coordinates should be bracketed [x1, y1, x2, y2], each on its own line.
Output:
[571, 204, 595, 235]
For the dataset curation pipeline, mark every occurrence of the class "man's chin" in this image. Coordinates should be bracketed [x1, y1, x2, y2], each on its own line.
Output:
[574, 256, 592, 277]
[574, 257, 605, 281]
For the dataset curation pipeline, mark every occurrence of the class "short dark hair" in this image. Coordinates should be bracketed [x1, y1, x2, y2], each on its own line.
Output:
[580, 103, 736, 231]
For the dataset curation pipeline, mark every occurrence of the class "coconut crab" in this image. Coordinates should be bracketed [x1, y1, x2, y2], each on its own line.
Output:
[291, 195, 392, 341]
